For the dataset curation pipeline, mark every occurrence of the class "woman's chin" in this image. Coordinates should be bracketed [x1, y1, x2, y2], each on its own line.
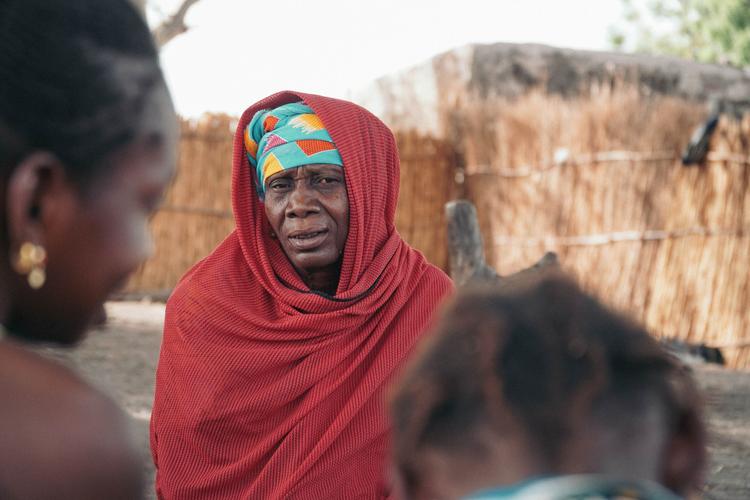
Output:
[288, 250, 339, 274]
[5, 326, 87, 347]
[6, 306, 101, 347]
[91, 303, 108, 326]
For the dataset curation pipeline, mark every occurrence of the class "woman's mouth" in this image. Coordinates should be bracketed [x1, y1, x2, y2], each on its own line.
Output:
[288, 229, 329, 250]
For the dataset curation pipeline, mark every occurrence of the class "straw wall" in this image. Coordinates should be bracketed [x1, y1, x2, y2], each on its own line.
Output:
[456, 89, 750, 368]
[127, 92, 750, 369]
[125, 115, 236, 294]
[126, 119, 455, 294]
[394, 131, 456, 271]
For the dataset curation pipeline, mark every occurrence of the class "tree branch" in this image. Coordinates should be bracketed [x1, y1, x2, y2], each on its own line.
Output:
[152, 0, 202, 49]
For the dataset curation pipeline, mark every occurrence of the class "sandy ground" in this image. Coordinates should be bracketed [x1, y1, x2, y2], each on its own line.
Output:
[32, 301, 750, 499]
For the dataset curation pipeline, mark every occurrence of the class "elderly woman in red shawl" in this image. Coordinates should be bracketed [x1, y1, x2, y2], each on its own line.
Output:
[150, 91, 453, 499]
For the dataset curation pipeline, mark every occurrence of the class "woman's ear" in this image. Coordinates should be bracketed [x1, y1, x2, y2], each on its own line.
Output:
[5, 152, 77, 258]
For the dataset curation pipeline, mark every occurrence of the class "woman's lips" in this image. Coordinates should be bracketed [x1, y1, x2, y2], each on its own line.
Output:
[287, 228, 329, 251]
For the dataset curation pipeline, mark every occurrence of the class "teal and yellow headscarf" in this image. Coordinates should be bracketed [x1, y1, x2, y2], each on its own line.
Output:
[244, 102, 344, 197]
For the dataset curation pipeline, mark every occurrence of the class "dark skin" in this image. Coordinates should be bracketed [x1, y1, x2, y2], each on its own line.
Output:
[263, 163, 349, 295]
[0, 83, 178, 499]
[0, 342, 145, 500]
[3, 84, 177, 344]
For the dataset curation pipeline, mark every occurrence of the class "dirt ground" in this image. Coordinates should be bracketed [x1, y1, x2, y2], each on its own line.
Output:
[33, 301, 750, 499]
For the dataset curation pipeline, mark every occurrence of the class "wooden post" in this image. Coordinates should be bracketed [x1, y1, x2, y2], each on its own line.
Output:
[445, 200, 498, 286]
[445, 199, 558, 286]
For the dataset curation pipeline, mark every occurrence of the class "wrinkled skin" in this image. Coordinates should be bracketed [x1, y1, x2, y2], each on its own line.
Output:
[263, 163, 349, 294]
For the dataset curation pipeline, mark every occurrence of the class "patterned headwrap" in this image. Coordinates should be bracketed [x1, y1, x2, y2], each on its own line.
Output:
[244, 102, 344, 196]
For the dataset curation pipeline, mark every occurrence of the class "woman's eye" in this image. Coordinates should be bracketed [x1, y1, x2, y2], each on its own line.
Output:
[269, 179, 292, 191]
[317, 177, 341, 185]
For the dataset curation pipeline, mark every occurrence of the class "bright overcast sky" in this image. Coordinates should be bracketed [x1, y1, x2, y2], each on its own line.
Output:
[150, 0, 627, 117]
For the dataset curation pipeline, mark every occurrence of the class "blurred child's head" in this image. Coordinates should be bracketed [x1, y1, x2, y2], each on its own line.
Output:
[391, 272, 705, 499]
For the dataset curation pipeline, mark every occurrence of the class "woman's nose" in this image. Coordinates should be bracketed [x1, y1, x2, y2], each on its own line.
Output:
[285, 182, 320, 218]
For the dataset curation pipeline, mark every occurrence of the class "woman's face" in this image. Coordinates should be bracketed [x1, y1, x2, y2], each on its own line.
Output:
[263, 164, 349, 279]
[7, 85, 178, 344]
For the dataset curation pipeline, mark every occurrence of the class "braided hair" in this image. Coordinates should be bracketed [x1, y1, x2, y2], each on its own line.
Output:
[0, 0, 164, 184]
[391, 272, 705, 498]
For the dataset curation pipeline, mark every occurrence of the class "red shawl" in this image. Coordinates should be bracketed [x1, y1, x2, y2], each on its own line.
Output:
[150, 92, 453, 499]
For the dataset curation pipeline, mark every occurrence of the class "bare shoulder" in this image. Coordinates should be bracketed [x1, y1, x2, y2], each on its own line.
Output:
[0, 340, 143, 500]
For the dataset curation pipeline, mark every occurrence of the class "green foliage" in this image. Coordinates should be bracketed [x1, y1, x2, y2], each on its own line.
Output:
[610, 0, 750, 67]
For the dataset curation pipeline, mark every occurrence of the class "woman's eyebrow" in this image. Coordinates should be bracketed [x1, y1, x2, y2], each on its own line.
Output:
[268, 171, 294, 180]
[313, 168, 344, 175]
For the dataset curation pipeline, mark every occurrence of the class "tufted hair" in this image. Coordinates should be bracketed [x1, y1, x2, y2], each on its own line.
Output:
[391, 272, 704, 498]
[0, 0, 164, 183]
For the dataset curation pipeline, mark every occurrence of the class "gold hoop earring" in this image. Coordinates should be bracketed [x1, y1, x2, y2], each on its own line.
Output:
[13, 242, 47, 289]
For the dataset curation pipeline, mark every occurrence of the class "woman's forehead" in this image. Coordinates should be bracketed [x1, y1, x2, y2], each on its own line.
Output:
[266, 163, 343, 180]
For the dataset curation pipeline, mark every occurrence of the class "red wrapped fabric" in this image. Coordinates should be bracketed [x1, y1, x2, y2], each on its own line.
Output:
[150, 91, 453, 499]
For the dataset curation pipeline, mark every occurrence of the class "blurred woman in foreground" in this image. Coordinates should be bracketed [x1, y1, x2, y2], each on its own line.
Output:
[392, 273, 706, 500]
[0, 1, 177, 498]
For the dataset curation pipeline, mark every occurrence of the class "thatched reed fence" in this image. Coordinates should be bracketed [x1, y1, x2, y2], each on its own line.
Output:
[127, 89, 750, 368]
[125, 118, 454, 294]
[451, 89, 750, 369]
[125, 116, 236, 295]
[394, 132, 457, 270]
